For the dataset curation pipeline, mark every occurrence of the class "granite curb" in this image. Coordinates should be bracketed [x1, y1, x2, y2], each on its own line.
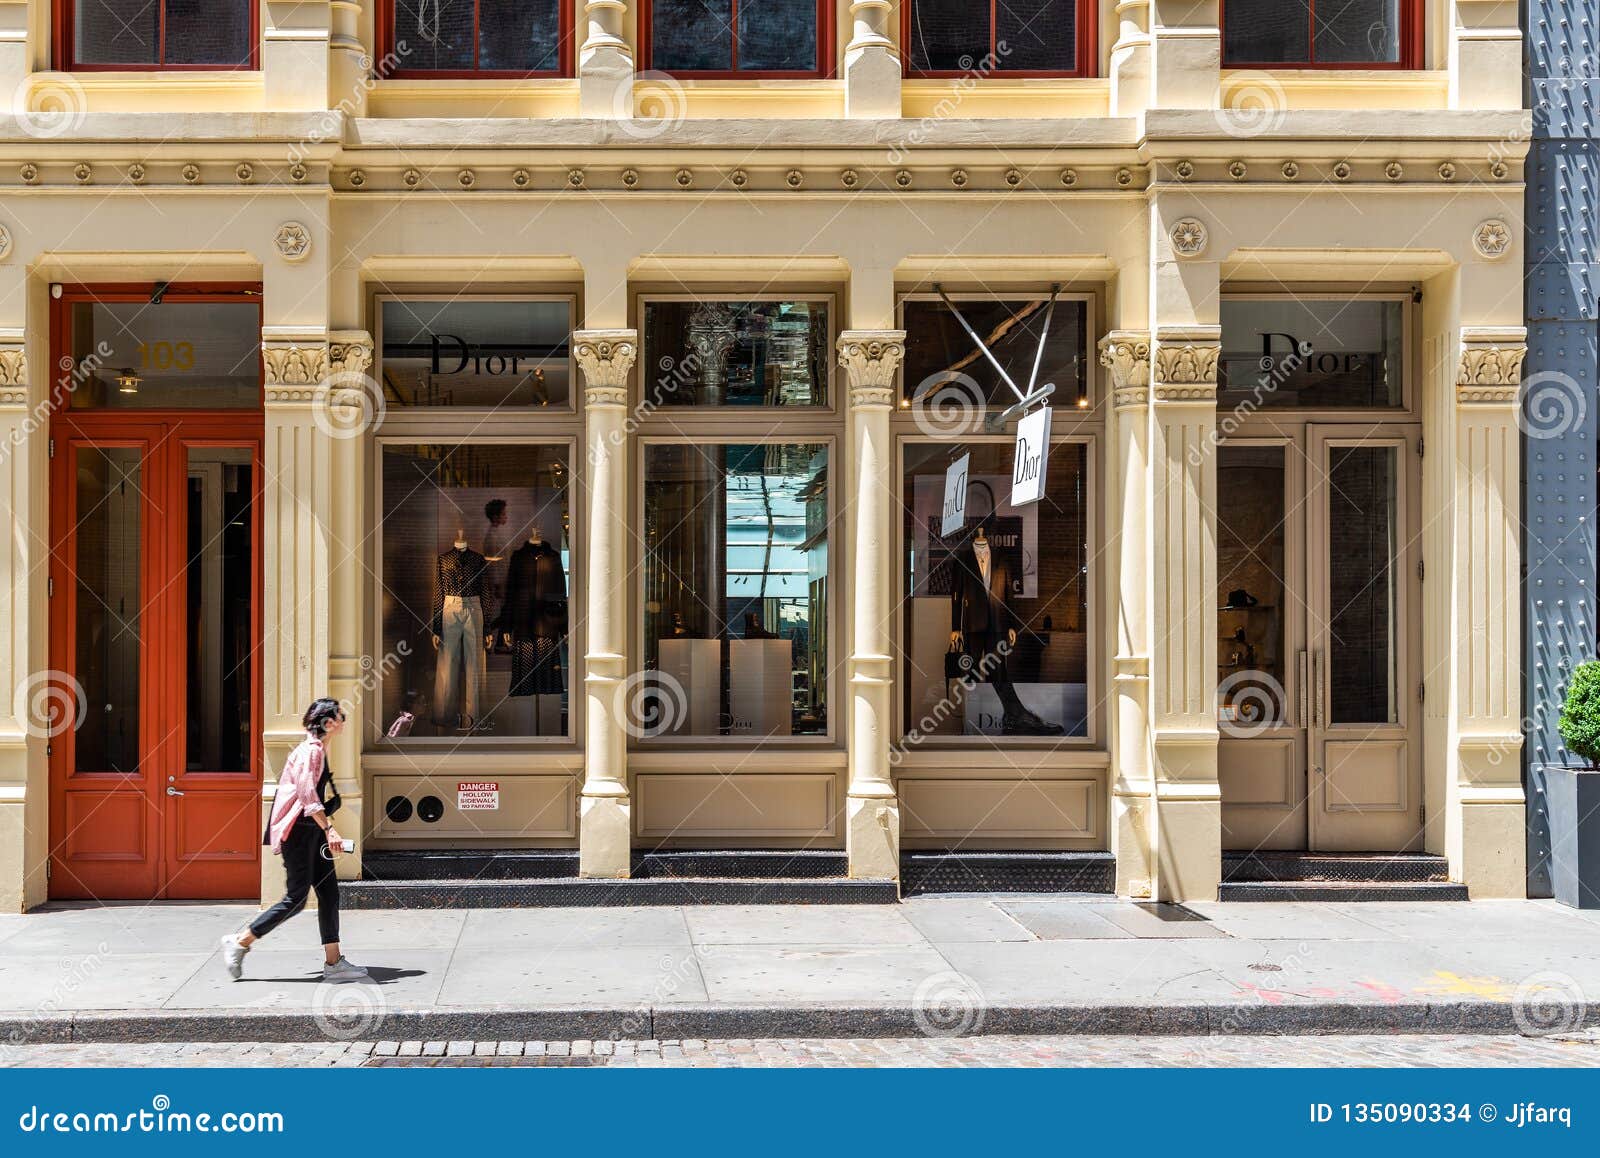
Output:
[0, 1000, 1575, 1044]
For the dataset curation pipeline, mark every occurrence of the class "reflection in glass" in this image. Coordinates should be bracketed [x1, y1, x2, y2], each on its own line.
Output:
[642, 444, 829, 738]
[1219, 299, 1404, 409]
[379, 299, 573, 408]
[651, 0, 734, 70]
[901, 442, 1089, 739]
[643, 300, 829, 407]
[908, 0, 1077, 71]
[68, 301, 261, 409]
[74, 448, 141, 774]
[1327, 446, 1398, 725]
[186, 449, 254, 772]
[1216, 446, 1287, 728]
[381, 445, 572, 739]
[1223, 0, 1399, 64]
[902, 298, 1088, 411]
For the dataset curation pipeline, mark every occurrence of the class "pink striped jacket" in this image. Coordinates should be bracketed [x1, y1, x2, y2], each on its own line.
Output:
[265, 736, 328, 854]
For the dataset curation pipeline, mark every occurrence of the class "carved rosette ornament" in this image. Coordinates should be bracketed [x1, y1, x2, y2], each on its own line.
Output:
[573, 329, 638, 407]
[836, 331, 906, 409]
[273, 221, 312, 262]
[1097, 331, 1151, 409]
[1473, 219, 1513, 260]
[1169, 218, 1208, 258]
[1457, 328, 1527, 405]
[1152, 329, 1221, 402]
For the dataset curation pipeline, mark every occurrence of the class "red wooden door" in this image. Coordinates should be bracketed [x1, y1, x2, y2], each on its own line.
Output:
[48, 416, 263, 899]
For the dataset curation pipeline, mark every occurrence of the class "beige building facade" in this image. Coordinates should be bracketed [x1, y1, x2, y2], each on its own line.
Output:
[0, 1, 1532, 911]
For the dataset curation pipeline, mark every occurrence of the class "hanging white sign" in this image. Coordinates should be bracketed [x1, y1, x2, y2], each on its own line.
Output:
[941, 453, 970, 535]
[1011, 407, 1052, 507]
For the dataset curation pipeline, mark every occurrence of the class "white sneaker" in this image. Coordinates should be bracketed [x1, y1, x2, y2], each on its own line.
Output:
[219, 934, 250, 981]
[322, 956, 370, 984]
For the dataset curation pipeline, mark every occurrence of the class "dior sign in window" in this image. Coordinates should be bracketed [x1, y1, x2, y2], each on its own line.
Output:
[378, 297, 574, 409]
[1220, 297, 1407, 410]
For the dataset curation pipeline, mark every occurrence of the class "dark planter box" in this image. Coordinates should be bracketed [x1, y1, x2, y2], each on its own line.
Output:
[1546, 764, 1600, 909]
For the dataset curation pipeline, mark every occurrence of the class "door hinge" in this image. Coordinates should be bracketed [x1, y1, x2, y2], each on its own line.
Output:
[1419, 800, 1426, 825]
[44, 860, 51, 881]
[46, 577, 53, 598]
[48, 438, 54, 460]
[1416, 559, 1424, 582]
[1416, 437, 1424, 458]
[1418, 680, 1426, 704]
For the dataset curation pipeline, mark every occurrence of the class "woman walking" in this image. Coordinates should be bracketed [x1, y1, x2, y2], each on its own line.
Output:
[220, 698, 368, 983]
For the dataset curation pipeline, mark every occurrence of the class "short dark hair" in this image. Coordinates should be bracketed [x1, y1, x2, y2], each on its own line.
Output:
[485, 499, 507, 521]
[303, 697, 345, 737]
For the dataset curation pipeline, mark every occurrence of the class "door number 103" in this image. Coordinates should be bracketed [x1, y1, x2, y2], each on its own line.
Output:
[137, 341, 195, 370]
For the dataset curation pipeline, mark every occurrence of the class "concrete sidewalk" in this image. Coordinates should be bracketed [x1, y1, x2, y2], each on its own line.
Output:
[2, 897, 1597, 1043]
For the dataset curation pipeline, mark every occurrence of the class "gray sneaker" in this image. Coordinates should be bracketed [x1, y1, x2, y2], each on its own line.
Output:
[322, 956, 370, 984]
[219, 934, 250, 981]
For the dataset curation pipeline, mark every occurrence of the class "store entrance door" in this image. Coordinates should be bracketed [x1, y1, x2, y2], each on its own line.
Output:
[47, 417, 263, 899]
[1216, 424, 1423, 852]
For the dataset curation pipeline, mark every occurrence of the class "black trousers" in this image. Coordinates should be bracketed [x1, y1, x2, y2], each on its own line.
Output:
[250, 818, 341, 945]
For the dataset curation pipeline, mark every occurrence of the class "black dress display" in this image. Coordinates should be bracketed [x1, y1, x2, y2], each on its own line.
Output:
[949, 530, 1062, 736]
[495, 540, 568, 696]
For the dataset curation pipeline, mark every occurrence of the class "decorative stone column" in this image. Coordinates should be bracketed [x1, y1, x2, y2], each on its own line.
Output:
[1100, 332, 1155, 898]
[0, 328, 41, 912]
[1450, 328, 1527, 896]
[837, 332, 904, 881]
[1148, 327, 1222, 902]
[1109, 0, 1152, 117]
[329, 1, 369, 113]
[1449, 1, 1522, 111]
[575, 330, 637, 878]
[579, 0, 635, 118]
[844, 1, 901, 119]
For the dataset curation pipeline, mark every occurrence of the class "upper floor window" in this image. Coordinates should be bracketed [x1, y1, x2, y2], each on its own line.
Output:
[1222, 0, 1422, 68]
[383, 0, 569, 76]
[904, 0, 1094, 77]
[61, 0, 257, 70]
[642, 0, 831, 77]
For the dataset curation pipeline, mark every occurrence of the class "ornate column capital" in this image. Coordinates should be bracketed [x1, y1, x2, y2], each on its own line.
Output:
[574, 328, 638, 406]
[1457, 326, 1527, 405]
[837, 330, 905, 409]
[1152, 326, 1221, 402]
[260, 327, 330, 402]
[1098, 330, 1150, 409]
[0, 328, 28, 406]
[327, 330, 374, 379]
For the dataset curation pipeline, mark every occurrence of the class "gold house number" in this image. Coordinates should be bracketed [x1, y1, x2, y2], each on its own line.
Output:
[137, 341, 195, 370]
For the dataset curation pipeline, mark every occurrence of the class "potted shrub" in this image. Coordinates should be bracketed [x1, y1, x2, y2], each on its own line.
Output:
[1552, 660, 1600, 908]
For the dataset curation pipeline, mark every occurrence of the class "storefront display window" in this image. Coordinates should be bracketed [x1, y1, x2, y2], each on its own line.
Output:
[902, 442, 1090, 740]
[641, 298, 830, 407]
[379, 443, 572, 739]
[901, 296, 1089, 412]
[378, 297, 574, 409]
[1220, 297, 1405, 409]
[640, 443, 830, 738]
[66, 299, 262, 409]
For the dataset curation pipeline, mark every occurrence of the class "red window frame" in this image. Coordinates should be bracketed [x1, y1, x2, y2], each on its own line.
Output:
[53, 0, 260, 72]
[638, 0, 835, 79]
[377, 0, 574, 78]
[902, 0, 1097, 79]
[1220, 0, 1425, 70]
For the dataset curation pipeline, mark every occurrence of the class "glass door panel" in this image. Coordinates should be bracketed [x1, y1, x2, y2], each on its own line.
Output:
[1325, 446, 1398, 726]
[72, 447, 143, 774]
[184, 448, 255, 772]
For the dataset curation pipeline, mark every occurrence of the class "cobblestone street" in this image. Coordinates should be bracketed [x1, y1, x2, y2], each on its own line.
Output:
[6, 1034, 1600, 1069]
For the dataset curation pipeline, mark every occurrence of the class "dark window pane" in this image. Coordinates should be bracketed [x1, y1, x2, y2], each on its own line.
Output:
[394, 0, 475, 70]
[379, 298, 574, 408]
[69, 301, 262, 410]
[1327, 447, 1397, 725]
[1219, 298, 1404, 408]
[902, 298, 1088, 410]
[908, 0, 984, 71]
[738, 0, 817, 71]
[478, 0, 562, 71]
[1216, 447, 1287, 730]
[652, 0, 735, 70]
[644, 299, 829, 407]
[1315, 0, 1401, 63]
[1223, 0, 1310, 63]
[75, 447, 142, 774]
[75, 0, 161, 65]
[186, 449, 254, 773]
[996, 0, 1076, 72]
[165, 0, 253, 65]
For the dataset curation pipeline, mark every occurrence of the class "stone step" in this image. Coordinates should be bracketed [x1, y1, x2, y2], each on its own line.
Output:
[363, 850, 579, 882]
[1222, 851, 1451, 884]
[633, 850, 848, 879]
[341, 876, 897, 909]
[1217, 880, 1469, 902]
[900, 851, 1115, 896]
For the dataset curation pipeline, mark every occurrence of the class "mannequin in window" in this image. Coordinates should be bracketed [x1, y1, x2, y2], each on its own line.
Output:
[496, 527, 568, 734]
[948, 518, 1062, 736]
[431, 530, 491, 730]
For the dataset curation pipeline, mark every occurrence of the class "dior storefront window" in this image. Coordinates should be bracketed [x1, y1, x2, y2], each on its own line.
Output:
[1219, 296, 1408, 410]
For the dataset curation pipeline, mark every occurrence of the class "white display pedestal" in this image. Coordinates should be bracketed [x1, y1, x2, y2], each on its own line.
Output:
[658, 637, 721, 736]
[729, 639, 792, 737]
